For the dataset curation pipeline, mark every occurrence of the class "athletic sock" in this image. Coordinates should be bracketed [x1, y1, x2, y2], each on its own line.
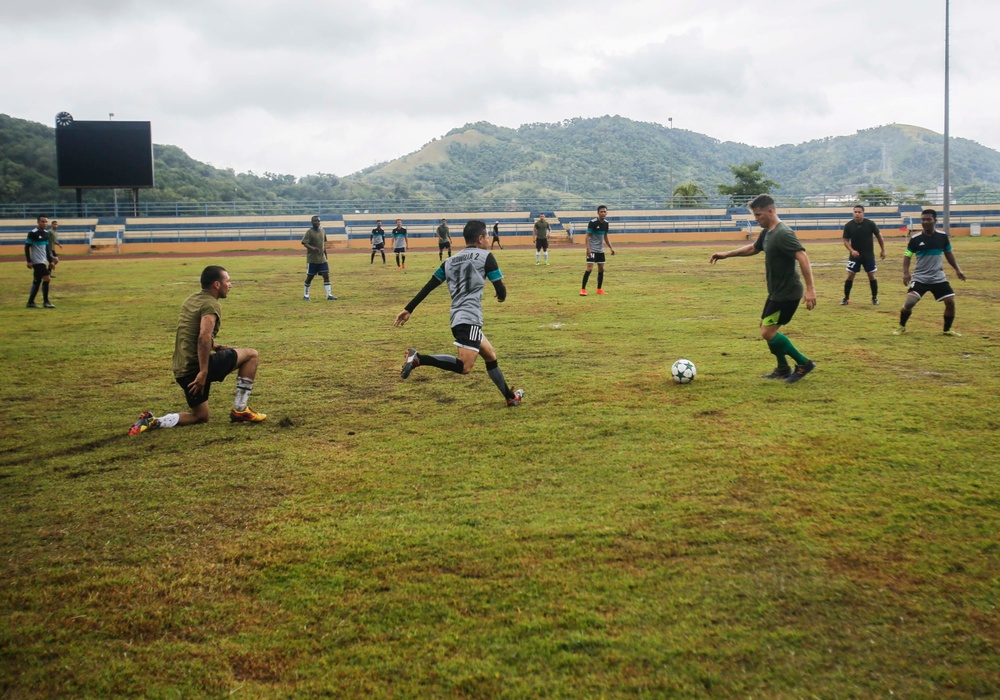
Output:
[766, 339, 790, 368]
[944, 314, 955, 332]
[28, 282, 39, 304]
[370, 252, 375, 264]
[900, 309, 912, 327]
[417, 353, 465, 374]
[396, 254, 401, 266]
[234, 376, 254, 411]
[157, 413, 180, 428]
[381, 251, 386, 263]
[597, 270, 604, 289]
[401, 254, 406, 266]
[304, 284, 310, 297]
[581, 270, 591, 289]
[41, 281, 50, 302]
[544, 251, 549, 262]
[485, 360, 515, 400]
[844, 279, 853, 299]
[324, 283, 332, 297]
[870, 279, 878, 299]
[769, 333, 808, 365]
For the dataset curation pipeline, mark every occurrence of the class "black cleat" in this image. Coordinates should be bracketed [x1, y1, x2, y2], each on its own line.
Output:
[761, 366, 792, 379]
[785, 360, 816, 384]
[401, 348, 420, 379]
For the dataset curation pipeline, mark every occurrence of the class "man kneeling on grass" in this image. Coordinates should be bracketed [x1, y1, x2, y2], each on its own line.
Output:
[394, 220, 524, 408]
[129, 265, 265, 434]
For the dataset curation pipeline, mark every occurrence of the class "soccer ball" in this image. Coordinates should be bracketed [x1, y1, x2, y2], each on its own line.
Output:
[671, 359, 696, 384]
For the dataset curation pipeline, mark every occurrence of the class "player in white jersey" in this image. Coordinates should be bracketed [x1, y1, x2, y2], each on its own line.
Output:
[394, 220, 524, 407]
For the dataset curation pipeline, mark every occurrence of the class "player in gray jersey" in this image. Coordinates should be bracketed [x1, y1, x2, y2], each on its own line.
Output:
[394, 220, 524, 407]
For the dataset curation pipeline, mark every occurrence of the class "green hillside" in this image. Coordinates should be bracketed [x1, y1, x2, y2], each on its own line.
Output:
[3, 113, 1000, 207]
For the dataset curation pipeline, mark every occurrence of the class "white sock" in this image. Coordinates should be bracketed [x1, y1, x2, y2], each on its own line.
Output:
[158, 413, 180, 428]
[234, 377, 254, 411]
[324, 283, 332, 296]
[535, 251, 540, 261]
[544, 251, 549, 261]
[304, 284, 310, 297]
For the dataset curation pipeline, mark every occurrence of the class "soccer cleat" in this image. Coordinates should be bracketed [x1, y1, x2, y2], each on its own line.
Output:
[761, 366, 792, 379]
[872, 298, 879, 306]
[596, 289, 607, 295]
[785, 360, 816, 384]
[327, 295, 338, 300]
[544, 261, 550, 266]
[579, 289, 588, 296]
[128, 411, 159, 435]
[26, 302, 39, 308]
[840, 298, 850, 305]
[893, 325, 907, 335]
[397, 266, 402, 270]
[230, 407, 266, 423]
[43, 302, 56, 308]
[536, 261, 541, 266]
[943, 330, 962, 336]
[303, 295, 310, 301]
[506, 388, 525, 407]
[400, 348, 419, 379]
[402, 263, 405, 269]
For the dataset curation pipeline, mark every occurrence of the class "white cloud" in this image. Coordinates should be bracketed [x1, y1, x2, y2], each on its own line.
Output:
[2, 0, 999, 176]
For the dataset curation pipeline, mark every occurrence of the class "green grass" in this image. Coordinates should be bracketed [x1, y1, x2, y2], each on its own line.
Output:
[2, 240, 999, 698]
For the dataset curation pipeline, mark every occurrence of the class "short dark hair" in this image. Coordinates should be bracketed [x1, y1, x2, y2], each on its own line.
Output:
[597, 205, 608, 212]
[201, 265, 227, 289]
[749, 194, 775, 211]
[36, 214, 48, 223]
[853, 205, 865, 212]
[922, 208, 937, 220]
[463, 220, 487, 243]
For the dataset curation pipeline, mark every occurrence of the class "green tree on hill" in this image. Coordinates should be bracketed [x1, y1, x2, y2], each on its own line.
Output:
[717, 161, 779, 206]
[855, 186, 893, 206]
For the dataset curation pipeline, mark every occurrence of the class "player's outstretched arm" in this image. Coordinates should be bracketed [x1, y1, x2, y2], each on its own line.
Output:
[710, 243, 756, 263]
[394, 310, 410, 327]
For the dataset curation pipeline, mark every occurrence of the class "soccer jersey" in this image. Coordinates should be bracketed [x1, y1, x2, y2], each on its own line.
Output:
[25, 228, 50, 264]
[392, 227, 407, 249]
[436, 224, 451, 242]
[431, 247, 503, 327]
[586, 218, 609, 253]
[843, 218, 880, 258]
[906, 230, 951, 284]
[300, 227, 327, 264]
[753, 222, 805, 301]
[171, 290, 222, 378]
[370, 227, 385, 245]
[534, 219, 550, 240]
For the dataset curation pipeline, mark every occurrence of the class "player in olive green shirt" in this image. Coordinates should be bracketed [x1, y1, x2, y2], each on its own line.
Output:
[711, 195, 818, 383]
[533, 214, 551, 265]
[301, 215, 336, 300]
[437, 218, 452, 260]
[129, 265, 266, 434]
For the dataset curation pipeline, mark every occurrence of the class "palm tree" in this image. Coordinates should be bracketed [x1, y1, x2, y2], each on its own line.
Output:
[672, 182, 707, 208]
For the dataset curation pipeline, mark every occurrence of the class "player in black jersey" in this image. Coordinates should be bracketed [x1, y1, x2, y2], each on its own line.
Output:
[841, 205, 886, 305]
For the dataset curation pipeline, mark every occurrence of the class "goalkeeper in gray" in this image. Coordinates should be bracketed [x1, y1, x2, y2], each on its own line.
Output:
[395, 220, 524, 407]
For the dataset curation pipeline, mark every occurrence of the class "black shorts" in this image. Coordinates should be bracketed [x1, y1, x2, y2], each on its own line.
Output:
[908, 280, 955, 301]
[761, 298, 800, 327]
[393, 247, 406, 254]
[451, 324, 483, 352]
[175, 348, 238, 408]
[438, 239, 451, 249]
[586, 251, 606, 264]
[535, 238, 549, 251]
[32, 263, 49, 283]
[846, 256, 877, 274]
[372, 242, 385, 250]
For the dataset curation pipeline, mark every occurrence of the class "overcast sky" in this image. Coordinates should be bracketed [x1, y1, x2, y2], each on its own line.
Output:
[3, 0, 997, 178]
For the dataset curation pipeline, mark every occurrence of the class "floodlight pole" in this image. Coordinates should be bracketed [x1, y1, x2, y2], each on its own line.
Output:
[943, 0, 950, 232]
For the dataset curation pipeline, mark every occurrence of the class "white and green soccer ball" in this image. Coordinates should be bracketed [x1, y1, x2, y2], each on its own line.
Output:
[671, 358, 696, 384]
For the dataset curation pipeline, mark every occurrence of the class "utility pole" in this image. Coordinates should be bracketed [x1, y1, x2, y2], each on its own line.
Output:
[943, 0, 951, 232]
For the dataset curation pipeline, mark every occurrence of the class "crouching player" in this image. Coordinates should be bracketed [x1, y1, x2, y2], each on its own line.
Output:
[129, 265, 265, 434]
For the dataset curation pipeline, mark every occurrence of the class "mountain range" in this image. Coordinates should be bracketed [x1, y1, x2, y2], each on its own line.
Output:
[2, 113, 999, 207]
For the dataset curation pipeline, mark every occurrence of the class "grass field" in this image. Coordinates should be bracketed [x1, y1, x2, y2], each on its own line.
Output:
[2, 239, 999, 698]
